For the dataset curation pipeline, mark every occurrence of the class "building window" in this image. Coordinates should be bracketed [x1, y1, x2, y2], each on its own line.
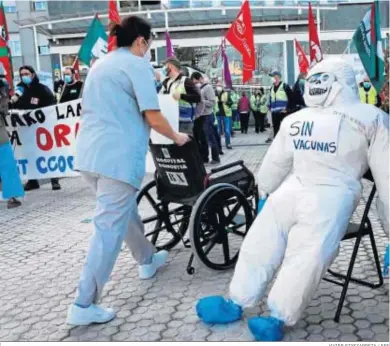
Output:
[37, 33, 50, 55]
[150, 49, 156, 62]
[32, 1, 47, 11]
[9, 34, 22, 57]
[4, 1, 17, 13]
[38, 45, 50, 55]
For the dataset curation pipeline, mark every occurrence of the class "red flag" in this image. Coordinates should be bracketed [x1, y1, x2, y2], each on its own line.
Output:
[72, 57, 81, 81]
[225, 0, 255, 83]
[308, 2, 323, 66]
[108, 0, 121, 52]
[294, 39, 309, 74]
[0, 1, 13, 92]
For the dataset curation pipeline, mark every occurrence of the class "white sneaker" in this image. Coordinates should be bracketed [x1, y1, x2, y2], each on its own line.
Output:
[66, 304, 116, 326]
[139, 250, 169, 280]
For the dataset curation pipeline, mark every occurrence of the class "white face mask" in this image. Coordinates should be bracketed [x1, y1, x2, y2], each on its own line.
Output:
[216, 86, 222, 93]
[196, 82, 201, 88]
[144, 49, 152, 61]
[141, 39, 151, 61]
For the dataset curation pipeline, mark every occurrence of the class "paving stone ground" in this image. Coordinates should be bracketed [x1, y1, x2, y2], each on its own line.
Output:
[0, 131, 388, 342]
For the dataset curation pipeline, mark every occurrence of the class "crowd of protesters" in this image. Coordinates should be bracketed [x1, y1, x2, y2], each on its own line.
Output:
[0, 64, 83, 208]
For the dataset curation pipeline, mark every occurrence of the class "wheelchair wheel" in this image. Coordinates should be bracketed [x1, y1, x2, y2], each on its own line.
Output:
[189, 183, 253, 271]
[137, 180, 190, 251]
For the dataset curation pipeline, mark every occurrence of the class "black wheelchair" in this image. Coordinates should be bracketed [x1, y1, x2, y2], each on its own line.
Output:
[137, 139, 259, 275]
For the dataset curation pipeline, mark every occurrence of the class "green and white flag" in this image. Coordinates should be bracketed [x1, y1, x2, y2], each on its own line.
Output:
[352, 1, 385, 93]
[78, 15, 108, 67]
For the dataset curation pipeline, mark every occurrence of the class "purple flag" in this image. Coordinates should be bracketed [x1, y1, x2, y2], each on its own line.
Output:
[165, 31, 175, 58]
[222, 48, 232, 89]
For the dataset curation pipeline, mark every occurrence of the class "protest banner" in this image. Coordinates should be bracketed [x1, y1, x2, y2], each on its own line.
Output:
[4, 95, 178, 179]
[5, 99, 81, 180]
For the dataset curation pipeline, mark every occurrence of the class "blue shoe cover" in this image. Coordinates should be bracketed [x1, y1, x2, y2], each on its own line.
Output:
[196, 296, 243, 324]
[248, 316, 285, 341]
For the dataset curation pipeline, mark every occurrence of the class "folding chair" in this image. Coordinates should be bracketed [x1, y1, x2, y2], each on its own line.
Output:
[323, 171, 384, 322]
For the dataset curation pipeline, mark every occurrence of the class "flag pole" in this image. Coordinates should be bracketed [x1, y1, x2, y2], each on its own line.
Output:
[165, 10, 169, 32]
[32, 25, 41, 71]
[316, 6, 320, 38]
[341, 39, 352, 58]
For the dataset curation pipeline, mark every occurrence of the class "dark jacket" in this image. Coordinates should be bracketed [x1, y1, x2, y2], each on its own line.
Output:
[291, 78, 306, 112]
[0, 78, 10, 145]
[59, 81, 83, 103]
[11, 77, 56, 110]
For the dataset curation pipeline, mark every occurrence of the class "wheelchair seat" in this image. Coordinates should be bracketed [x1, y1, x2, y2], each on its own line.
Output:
[208, 169, 254, 196]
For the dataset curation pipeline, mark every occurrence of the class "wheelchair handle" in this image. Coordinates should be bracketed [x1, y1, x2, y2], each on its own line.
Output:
[210, 160, 245, 174]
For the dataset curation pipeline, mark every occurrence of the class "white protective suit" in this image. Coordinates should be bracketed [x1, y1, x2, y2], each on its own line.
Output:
[229, 58, 389, 326]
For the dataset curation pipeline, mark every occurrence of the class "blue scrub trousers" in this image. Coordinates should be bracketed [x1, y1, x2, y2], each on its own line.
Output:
[75, 172, 156, 306]
[0, 141, 24, 199]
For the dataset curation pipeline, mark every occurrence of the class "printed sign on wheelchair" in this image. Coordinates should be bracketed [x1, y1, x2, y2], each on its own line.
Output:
[165, 171, 189, 186]
[149, 140, 206, 202]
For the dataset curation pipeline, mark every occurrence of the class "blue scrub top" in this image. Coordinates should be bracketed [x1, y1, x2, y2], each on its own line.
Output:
[75, 48, 160, 189]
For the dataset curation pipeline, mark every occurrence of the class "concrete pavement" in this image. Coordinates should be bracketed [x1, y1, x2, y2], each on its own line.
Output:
[0, 131, 388, 342]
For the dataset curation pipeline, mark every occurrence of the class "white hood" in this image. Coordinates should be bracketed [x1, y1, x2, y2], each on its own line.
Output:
[304, 57, 360, 108]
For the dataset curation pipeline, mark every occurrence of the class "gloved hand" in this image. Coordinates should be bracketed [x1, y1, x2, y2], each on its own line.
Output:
[383, 244, 389, 277]
[257, 189, 268, 214]
[257, 198, 267, 214]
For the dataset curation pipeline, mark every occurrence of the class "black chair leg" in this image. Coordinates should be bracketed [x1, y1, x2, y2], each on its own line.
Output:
[328, 230, 384, 289]
[368, 230, 384, 288]
[333, 236, 362, 322]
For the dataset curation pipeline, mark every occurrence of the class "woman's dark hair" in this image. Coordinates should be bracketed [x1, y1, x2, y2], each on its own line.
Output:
[65, 67, 75, 75]
[110, 15, 152, 48]
[260, 87, 264, 94]
[19, 65, 36, 76]
[191, 71, 203, 81]
[19, 65, 39, 83]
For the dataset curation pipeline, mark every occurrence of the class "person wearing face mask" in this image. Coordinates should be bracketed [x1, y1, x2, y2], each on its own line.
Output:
[268, 70, 293, 137]
[191, 71, 220, 164]
[160, 57, 201, 134]
[68, 15, 189, 326]
[291, 72, 307, 113]
[250, 90, 263, 133]
[196, 57, 389, 341]
[11, 65, 60, 192]
[214, 83, 233, 149]
[54, 76, 65, 102]
[59, 67, 83, 103]
[154, 70, 163, 93]
[359, 76, 381, 108]
[0, 69, 24, 209]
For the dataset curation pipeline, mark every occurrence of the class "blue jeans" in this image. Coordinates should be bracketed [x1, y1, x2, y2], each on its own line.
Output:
[205, 114, 220, 161]
[217, 116, 231, 147]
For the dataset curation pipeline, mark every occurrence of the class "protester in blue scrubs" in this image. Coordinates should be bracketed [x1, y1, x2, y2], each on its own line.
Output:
[67, 15, 189, 326]
[0, 74, 24, 209]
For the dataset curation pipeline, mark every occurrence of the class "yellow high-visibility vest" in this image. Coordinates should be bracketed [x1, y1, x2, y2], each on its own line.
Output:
[359, 86, 377, 105]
